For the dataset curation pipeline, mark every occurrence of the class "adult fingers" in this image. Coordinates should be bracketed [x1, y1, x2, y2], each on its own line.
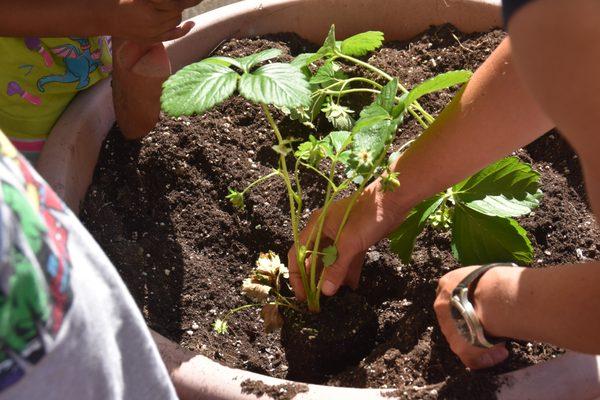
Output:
[344, 251, 366, 289]
[320, 245, 361, 296]
[114, 39, 147, 70]
[131, 42, 171, 77]
[451, 336, 509, 370]
[434, 291, 508, 369]
[154, 20, 195, 43]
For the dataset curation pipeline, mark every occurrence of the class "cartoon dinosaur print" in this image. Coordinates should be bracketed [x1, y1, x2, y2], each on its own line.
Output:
[37, 37, 102, 92]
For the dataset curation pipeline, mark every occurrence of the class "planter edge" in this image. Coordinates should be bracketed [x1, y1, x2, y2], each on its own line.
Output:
[38, 0, 600, 398]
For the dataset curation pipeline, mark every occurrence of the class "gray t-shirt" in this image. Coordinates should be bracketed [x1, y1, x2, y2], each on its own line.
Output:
[0, 138, 177, 399]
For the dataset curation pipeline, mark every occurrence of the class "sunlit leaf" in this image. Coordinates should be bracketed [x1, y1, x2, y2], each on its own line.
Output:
[340, 31, 384, 57]
[239, 63, 311, 108]
[237, 48, 282, 72]
[161, 61, 238, 116]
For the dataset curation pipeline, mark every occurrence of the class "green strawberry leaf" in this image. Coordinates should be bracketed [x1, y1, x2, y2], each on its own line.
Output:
[309, 92, 327, 121]
[322, 245, 338, 267]
[294, 135, 328, 165]
[388, 149, 401, 166]
[389, 195, 445, 264]
[463, 190, 543, 218]
[405, 70, 473, 106]
[359, 102, 389, 120]
[237, 48, 282, 72]
[451, 204, 533, 265]
[310, 61, 347, 85]
[161, 61, 239, 116]
[375, 78, 399, 112]
[290, 52, 322, 68]
[406, 70, 472, 104]
[454, 157, 542, 217]
[353, 103, 390, 132]
[326, 130, 352, 154]
[454, 157, 540, 196]
[202, 56, 242, 69]
[340, 31, 384, 57]
[239, 63, 311, 108]
[317, 25, 337, 56]
[348, 118, 398, 174]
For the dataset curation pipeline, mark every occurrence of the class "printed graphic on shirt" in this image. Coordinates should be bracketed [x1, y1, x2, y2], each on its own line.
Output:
[5, 37, 111, 108]
[1, 36, 112, 161]
[6, 81, 41, 106]
[0, 135, 73, 391]
[37, 37, 103, 93]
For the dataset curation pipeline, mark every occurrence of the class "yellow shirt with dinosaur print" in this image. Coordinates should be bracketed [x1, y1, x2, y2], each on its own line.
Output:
[0, 37, 112, 160]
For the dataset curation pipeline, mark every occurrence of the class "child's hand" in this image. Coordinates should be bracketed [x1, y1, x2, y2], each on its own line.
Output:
[107, 0, 202, 42]
[112, 39, 171, 139]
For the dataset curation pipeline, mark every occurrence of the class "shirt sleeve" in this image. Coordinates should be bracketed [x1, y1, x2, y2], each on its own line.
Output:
[502, 0, 538, 24]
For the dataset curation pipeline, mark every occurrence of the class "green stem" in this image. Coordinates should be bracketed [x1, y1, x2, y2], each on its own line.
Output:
[274, 293, 302, 312]
[260, 103, 309, 298]
[334, 52, 435, 124]
[410, 107, 429, 129]
[335, 53, 404, 90]
[323, 88, 380, 96]
[314, 77, 383, 96]
[242, 170, 280, 194]
[299, 162, 338, 190]
[293, 157, 303, 208]
[306, 150, 341, 312]
[333, 182, 368, 246]
[306, 195, 336, 312]
[222, 303, 263, 320]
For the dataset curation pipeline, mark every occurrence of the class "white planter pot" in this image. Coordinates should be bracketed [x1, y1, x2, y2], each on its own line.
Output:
[38, 1, 600, 398]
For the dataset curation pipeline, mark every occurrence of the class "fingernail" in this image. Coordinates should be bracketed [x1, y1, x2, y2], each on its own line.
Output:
[322, 280, 337, 296]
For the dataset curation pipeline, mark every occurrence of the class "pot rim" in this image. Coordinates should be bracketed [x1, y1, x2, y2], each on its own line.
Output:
[37, 0, 600, 398]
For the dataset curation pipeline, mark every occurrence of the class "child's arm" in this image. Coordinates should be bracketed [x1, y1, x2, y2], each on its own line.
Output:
[0, 0, 199, 42]
[112, 38, 172, 140]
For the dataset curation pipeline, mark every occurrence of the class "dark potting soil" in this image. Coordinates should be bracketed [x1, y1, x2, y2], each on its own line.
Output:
[80, 25, 599, 398]
[281, 288, 378, 382]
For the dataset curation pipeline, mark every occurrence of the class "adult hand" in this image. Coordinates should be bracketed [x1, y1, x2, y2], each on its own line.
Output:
[434, 266, 509, 369]
[288, 180, 410, 300]
[112, 39, 171, 139]
[105, 0, 201, 42]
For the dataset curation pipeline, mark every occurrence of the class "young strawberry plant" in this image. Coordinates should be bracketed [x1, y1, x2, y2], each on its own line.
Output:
[390, 156, 542, 265]
[160, 25, 534, 323]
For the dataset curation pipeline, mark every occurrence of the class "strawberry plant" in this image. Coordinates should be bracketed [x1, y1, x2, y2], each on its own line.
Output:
[160, 25, 540, 324]
[390, 157, 542, 265]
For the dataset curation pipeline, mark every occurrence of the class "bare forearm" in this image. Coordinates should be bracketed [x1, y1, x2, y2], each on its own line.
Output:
[475, 263, 600, 354]
[381, 38, 553, 214]
[0, 0, 102, 36]
[508, 0, 600, 218]
[476, 0, 600, 354]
